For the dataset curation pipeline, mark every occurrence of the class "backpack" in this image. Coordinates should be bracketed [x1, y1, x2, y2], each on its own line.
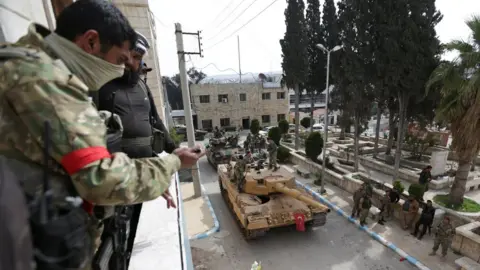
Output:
[0, 156, 33, 270]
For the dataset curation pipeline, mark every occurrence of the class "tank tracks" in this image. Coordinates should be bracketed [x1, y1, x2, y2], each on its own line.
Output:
[218, 176, 266, 240]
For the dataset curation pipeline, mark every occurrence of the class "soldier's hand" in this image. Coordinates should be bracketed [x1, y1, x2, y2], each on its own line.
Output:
[162, 190, 176, 209]
[174, 146, 205, 168]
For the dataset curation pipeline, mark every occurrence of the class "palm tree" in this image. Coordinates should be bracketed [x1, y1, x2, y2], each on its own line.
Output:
[426, 16, 480, 207]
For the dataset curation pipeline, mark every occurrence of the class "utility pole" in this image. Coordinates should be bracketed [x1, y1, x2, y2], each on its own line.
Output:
[175, 23, 203, 198]
[237, 35, 242, 83]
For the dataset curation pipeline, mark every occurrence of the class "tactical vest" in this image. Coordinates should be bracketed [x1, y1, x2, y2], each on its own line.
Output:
[0, 45, 93, 270]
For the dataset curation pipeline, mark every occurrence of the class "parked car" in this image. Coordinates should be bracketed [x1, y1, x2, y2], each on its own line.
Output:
[259, 126, 275, 136]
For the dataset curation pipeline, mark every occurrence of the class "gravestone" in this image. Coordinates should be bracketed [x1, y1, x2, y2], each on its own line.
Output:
[430, 148, 449, 176]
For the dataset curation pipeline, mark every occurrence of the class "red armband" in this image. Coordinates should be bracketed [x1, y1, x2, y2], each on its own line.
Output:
[61, 146, 111, 175]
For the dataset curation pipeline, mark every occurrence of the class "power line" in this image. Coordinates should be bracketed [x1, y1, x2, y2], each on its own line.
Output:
[149, 9, 169, 28]
[210, 0, 247, 33]
[203, 0, 237, 29]
[204, 0, 280, 50]
[206, 0, 260, 42]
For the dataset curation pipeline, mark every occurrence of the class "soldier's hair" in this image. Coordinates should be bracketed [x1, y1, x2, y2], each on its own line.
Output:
[55, 0, 137, 52]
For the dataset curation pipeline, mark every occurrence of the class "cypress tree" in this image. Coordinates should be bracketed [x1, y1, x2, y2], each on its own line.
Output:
[280, 0, 308, 150]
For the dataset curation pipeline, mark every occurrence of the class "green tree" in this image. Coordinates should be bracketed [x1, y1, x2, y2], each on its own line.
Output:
[336, 0, 375, 171]
[280, 0, 308, 150]
[321, 0, 339, 84]
[305, 132, 324, 161]
[278, 119, 290, 138]
[300, 117, 312, 128]
[389, 0, 442, 180]
[425, 16, 480, 207]
[268, 127, 282, 146]
[305, 0, 325, 132]
[250, 119, 261, 135]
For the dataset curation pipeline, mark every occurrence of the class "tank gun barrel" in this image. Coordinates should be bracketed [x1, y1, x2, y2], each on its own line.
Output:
[274, 183, 330, 213]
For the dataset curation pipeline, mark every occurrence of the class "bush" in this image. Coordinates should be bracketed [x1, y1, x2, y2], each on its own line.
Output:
[268, 127, 282, 145]
[277, 146, 291, 163]
[433, 194, 480, 213]
[250, 119, 260, 135]
[305, 132, 323, 161]
[300, 117, 313, 128]
[169, 127, 184, 146]
[278, 119, 289, 136]
[408, 183, 425, 201]
[393, 180, 405, 194]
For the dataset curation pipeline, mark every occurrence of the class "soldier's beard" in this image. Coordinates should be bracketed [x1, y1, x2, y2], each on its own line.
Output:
[120, 68, 141, 85]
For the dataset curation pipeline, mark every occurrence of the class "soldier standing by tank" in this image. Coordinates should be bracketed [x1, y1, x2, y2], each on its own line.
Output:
[0, 1, 204, 268]
[429, 216, 455, 260]
[358, 193, 372, 226]
[351, 184, 365, 218]
[214, 126, 222, 138]
[244, 133, 251, 151]
[234, 155, 247, 191]
[267, 137, 278, 171]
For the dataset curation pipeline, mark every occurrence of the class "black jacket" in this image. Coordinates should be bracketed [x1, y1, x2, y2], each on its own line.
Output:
[97, 77, 176, 156]
[419, 205, 435, 224]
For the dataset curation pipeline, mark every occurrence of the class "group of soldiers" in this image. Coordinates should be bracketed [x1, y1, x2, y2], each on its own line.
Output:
[351, 183, 455, 260]
[231, 136, 278, 192]
[243, 133, 267, 154]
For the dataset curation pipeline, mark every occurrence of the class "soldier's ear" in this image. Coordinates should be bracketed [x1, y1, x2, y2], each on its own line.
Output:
[75, 30, 101, 54]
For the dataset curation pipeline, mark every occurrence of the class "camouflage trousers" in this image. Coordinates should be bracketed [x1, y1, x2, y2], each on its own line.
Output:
[432, 237, 451, 256]
[351, 202, 361, 218]
[268, 152, 277, 169]
[359, 208, 369, 224]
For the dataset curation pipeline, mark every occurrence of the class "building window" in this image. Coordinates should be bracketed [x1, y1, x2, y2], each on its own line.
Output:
[262, 93, 271, 100]
[202, 119, 213, 130]
[220, 118, 230, 127]
[319, 94, 326, 103]
[199, 95, 210, 103]
[277, 92, 285, 99]
[277, 114, 286, 121]
[218, 94, 228, 103]
[262, 115, 270, 123]
[239, 93, 247, 101]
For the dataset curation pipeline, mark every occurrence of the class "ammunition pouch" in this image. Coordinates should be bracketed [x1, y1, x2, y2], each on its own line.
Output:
[30, 206, 92, 270]
[152, 128, 165, 153]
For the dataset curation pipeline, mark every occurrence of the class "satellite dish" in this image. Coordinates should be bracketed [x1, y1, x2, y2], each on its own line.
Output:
[258, 73, 267, 81]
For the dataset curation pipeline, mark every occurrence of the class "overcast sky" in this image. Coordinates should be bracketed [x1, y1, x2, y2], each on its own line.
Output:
[149, 0, 480, 77]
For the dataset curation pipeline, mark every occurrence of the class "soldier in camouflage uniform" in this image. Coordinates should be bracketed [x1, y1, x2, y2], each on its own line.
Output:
[358, 193, 372, 226]
[234, 155, 247, 191]
[351, 184, 365, 218]
[267, 137, 278, 171]
[429, 216, 455, 260]
[0, 1, 203, 269]
[244, 133, 251, 151]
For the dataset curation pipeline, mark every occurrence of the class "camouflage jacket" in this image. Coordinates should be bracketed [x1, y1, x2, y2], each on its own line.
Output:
[267, 141, 278, 154]
[436, 223, 454, 239]
[0, 24, 180, 206]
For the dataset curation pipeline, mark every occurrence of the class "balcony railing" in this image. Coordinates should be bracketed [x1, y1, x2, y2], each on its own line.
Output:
[129, 153, 193, 270]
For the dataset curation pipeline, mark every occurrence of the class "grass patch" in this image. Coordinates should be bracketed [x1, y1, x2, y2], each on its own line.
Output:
[433, 194, 480, 213]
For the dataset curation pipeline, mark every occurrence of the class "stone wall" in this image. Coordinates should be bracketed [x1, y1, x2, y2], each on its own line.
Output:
[191, 83, 290, 129]
[113, 0, 167, 123]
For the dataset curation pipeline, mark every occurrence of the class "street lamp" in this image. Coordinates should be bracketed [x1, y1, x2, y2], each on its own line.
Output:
[316, 43, 343, 194]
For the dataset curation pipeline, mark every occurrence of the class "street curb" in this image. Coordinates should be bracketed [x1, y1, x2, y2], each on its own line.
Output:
[296, 180, 431, 270]
[190, 184, 220, 240]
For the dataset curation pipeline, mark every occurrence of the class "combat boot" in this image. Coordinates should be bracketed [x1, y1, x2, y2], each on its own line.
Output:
[428, 251, 436, 256]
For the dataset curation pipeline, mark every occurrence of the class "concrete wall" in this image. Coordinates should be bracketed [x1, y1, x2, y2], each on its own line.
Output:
[112, 0, 167, 123]
[191, 83, 290, 129]
[0, 0, 56, 42]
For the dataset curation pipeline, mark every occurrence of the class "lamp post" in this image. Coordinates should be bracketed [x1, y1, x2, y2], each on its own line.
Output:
[316, 44, 343, 194]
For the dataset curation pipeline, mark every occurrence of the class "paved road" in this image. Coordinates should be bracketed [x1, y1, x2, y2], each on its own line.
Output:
[191, 156, 415, 270]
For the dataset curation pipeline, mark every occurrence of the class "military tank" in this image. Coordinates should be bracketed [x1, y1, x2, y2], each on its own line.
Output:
[206, 132, 243, 167]
[217, 161, 330, 240]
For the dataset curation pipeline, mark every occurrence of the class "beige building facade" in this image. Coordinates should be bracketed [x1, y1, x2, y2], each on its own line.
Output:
[113, 0, 167, 123]
[191, 83, 290, 130]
